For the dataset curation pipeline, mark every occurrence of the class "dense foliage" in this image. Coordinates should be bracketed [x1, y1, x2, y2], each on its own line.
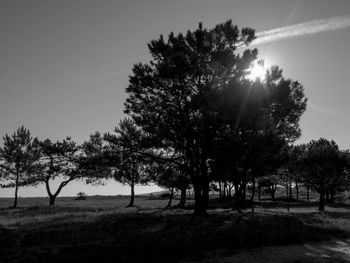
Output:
[124, 20, 307, 214]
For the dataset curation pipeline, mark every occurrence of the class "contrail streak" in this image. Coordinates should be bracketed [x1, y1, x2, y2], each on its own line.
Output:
[253, 14, 350, 45]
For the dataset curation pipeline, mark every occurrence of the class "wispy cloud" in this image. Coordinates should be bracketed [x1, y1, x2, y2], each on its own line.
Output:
[308, 102, 337, 116]
[253, 14, 350, 45]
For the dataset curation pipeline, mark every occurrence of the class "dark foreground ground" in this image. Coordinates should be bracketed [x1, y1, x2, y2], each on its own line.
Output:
[1, 195, 350, 263]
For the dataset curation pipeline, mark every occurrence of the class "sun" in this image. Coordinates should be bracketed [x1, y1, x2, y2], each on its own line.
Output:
[246, 60, 268, 81]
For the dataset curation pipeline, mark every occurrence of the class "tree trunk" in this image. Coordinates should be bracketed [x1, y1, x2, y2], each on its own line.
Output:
[289, 181, 293, 199]
[250, 178, 256, 202]
[295, 181, 299, 201]
[45, 178, 67, 206]
[193, 156, 209, 216]
[271, 185, 276, 201]
[223, 182, 227, 199]
[286, 181, 290, 212]
[127, 177, 135, 207]
[330, 191, 335, 203]
[219, 181, 222, 200]
[178, 187, 187, 208]
[234, 181, 240, 207]
[201, 173, 209, 213]
[319, 191, 325, 211]
[242, 181, 247, 201]
[49, 195, 56, 206]
[167, 188, 174, 207]
[258, 185, 261, 202]
[194, 185, 206, 216]
[12, 170, 20, 209]
[325, 191, 330, 203]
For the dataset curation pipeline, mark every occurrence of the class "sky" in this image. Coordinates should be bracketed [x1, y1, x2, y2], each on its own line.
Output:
[1, 0, 350, 197]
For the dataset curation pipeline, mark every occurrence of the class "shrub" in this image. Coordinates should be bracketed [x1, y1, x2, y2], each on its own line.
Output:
[75, 192, 87, 200]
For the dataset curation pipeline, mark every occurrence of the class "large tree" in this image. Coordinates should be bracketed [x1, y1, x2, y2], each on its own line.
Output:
[125, 20, 307, 215]
[0, 126, 40, 208]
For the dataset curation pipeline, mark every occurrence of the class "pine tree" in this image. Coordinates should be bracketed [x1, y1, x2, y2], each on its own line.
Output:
[0, 126, 40, 208]
[104, 118, 148, 207]
[124, 20, 307, 215]
[34, 137, 79, 205]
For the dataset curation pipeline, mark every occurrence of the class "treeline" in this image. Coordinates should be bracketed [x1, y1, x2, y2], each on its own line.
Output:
[1, 20, 349, 214]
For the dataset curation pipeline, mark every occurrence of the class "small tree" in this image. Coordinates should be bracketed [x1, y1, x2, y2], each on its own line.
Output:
[157, 167, 179, 207]
[34, 134, 109, 206]
[79, 132, 112, 185]
[257, 175, 279, 201]
[35, 137, 79, 205]
[283, 144, 306, 201]
[104, 118, 148, 207]
[0, 126, 40, 208]
[75, 191, 87, 200]
[154, 163, 190, 208]
[302, 138, 349, 211]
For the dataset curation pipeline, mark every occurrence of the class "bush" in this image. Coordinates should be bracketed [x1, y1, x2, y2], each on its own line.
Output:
[75, 192, 87, 200]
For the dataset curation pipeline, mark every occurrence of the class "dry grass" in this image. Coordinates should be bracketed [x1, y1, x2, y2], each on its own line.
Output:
[0, 195, 171, 228]
[1, 195, 350, 263]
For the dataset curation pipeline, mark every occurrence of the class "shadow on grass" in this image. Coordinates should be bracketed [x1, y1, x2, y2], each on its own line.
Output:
[207, 197, 350, 211]
[1, 210, 349, 263]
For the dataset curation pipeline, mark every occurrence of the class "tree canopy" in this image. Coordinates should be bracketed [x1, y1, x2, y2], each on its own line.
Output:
[124, 20, 307, 214]
[0, 126, 40, 208]
[302, 138, 350, 211]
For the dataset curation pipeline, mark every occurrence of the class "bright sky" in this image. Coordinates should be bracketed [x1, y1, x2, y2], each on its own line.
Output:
[1, 0, 350, 197]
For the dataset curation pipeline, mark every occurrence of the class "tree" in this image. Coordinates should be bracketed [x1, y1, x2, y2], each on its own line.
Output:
[34, 137, 79, 205]
[34, 134, 109, 206]
[155, 162, 190, 208]
[104, 118, 148, 207]
[126, 21, 255, 215]
[157, 167, 179, 207]
[302, 138, 349, 211]
[125, 20, 307, 215]
[326, 149, 350, 202]
[0, 126, 40, 208]
[257, 174, 279, 201]
[281, 144, 306, 201]
[79, 132, 112, 185]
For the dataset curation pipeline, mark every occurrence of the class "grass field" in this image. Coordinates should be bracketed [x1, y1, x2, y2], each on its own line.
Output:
[1, 193, 350, 262]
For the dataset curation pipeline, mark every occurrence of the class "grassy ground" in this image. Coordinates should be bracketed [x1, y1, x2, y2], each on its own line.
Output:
[1, 194, 350, 262]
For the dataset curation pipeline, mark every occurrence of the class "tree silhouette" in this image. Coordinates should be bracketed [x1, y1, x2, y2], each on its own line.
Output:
[104, 118, 148, 207]
[125, 20, 307, 214]
[34, 137, 79, 205]
[257, 175, 280, 201]
[79, 132, 112, 185]
[0, 126, 40, 208]
[282, 144, 306, 200]
[125, 21, 257, 215]
[302, 138, 349, 211]
[154, 161, 190, 208]
[32, 134, 111, 206]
